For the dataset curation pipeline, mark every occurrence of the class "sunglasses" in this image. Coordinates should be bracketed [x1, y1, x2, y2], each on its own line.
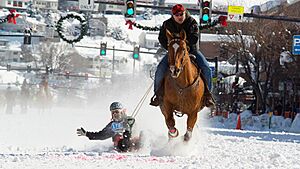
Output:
[174, 13, 184, 17]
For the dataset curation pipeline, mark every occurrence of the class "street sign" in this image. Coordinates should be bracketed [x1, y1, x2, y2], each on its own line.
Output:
[293, 35, 300, 55]
[79, 0, 94, 11]
[227, 6, 244, 22]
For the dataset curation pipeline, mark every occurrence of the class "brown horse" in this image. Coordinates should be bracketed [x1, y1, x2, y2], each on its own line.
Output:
[160, 29, 206, 141]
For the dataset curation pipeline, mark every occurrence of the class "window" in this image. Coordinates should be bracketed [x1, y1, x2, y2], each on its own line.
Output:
[13, 1, 17, 6]
[18, 1, 22, 7]
[13, 51, 18, 55]
[7, 1, 12, 5]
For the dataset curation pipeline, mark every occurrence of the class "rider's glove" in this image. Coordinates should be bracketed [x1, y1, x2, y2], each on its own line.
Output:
[76, 127, 86, 136]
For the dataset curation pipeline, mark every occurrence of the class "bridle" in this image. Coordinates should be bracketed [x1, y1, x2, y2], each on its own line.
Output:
[167, 38, 188, 78]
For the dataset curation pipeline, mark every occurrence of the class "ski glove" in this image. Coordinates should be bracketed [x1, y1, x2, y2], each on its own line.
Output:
[77, 127, 86, 136]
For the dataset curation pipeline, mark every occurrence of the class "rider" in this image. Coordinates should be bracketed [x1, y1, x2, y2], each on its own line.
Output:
[150, 4, 215, 108]
[76, 102, 137, 152]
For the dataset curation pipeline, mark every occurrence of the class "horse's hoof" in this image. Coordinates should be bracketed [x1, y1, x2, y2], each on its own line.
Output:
[183, 131, 192, 141]
[168, 128, 179, 138]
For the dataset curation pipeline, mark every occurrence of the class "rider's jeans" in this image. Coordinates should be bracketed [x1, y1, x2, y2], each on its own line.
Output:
[154, 50, 212, 94]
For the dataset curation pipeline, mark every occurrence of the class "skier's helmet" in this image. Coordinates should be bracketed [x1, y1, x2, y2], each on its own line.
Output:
[110, 102, 123, 111]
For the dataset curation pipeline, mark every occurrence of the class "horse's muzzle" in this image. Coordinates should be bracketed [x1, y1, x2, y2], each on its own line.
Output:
[169, 66, 181, 78]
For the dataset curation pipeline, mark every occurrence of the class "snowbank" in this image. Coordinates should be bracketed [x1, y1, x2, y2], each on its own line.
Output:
[209, 110, 299, 133]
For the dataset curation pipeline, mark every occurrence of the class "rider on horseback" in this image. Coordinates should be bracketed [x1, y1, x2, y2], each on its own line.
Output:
[76, 102, 138, 152]
[150, 4, 215, 108]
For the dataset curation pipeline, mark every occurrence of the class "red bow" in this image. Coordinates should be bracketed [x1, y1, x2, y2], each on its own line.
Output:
[218, 16, 228, 27]
[7, 9, 20, 24]
[125, 20, 134, 30]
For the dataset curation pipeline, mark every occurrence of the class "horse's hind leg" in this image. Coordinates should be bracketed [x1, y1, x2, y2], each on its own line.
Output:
[184, 112, 198, 141]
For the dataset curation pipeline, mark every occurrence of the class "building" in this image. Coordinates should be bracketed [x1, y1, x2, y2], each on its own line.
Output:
[58, 0, 79, 11]
[139, 32, 160, 49]
[0, 16, 46, 34]
[0, 39, 22, 64]
[0, 0, 31, 10]
[32, 0, 58, 11]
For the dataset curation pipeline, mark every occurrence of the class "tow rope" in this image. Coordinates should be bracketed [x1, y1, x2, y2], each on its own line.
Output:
[131, 82, 153, 118]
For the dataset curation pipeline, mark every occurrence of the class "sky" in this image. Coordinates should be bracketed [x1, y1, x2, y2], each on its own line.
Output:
[0, 5, 300, 168]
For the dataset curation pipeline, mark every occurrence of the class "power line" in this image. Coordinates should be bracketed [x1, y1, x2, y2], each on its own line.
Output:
[75, 45, 157, 54]
[64, 0, 300, 23]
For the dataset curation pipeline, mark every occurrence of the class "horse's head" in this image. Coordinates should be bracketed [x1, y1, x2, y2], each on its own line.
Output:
[166, 29, 189, 78]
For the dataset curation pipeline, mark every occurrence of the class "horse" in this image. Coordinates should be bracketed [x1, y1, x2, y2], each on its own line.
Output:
[160, 29, 206, 141]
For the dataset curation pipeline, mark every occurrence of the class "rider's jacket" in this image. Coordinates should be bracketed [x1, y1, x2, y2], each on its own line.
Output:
[158, 12, 199, 52]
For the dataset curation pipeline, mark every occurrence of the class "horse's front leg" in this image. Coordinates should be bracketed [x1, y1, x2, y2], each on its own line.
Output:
[184, 111, 198, 141]
[160, 105, 178, 138]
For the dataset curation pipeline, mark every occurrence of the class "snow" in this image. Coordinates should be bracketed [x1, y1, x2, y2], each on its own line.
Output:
[0, 67, 24, 86]
[0, 71, 300, 168]
[1, 2, 300, 168]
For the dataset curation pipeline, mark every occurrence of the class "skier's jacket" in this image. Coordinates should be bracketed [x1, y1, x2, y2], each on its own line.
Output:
[86, 115, 135, 151]
[158, 12, 199, 52]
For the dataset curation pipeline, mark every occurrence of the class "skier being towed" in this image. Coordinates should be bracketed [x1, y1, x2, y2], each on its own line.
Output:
[77, 102, 142, 152]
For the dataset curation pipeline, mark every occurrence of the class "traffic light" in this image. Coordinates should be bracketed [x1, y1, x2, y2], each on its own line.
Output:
[27, 65, 31, 73]
[125, 0, 136, 19]
[133, 46, 140, 60]
[100, 42, 107, 56]
[24, 28, 31, 45]
[200, 0, 212, 24]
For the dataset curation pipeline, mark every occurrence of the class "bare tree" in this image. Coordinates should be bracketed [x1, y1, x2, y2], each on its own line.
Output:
[220, 15, 299, 113]
[38, 41, 75, 71]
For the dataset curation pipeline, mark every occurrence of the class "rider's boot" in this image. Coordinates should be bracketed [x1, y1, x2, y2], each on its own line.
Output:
[150, 94, 160, 106]
[150, 86, 163, 107]
[204, 90, 216, 109]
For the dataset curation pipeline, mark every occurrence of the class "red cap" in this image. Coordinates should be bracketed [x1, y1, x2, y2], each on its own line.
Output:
[172, 4, 185, 15]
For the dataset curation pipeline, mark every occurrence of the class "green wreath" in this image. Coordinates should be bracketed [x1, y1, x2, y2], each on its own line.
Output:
[56, 13, 88, 44]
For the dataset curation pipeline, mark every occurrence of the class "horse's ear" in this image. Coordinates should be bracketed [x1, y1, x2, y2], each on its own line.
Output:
[166, 29, 173, 42]
[180, 30, 186, 40]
